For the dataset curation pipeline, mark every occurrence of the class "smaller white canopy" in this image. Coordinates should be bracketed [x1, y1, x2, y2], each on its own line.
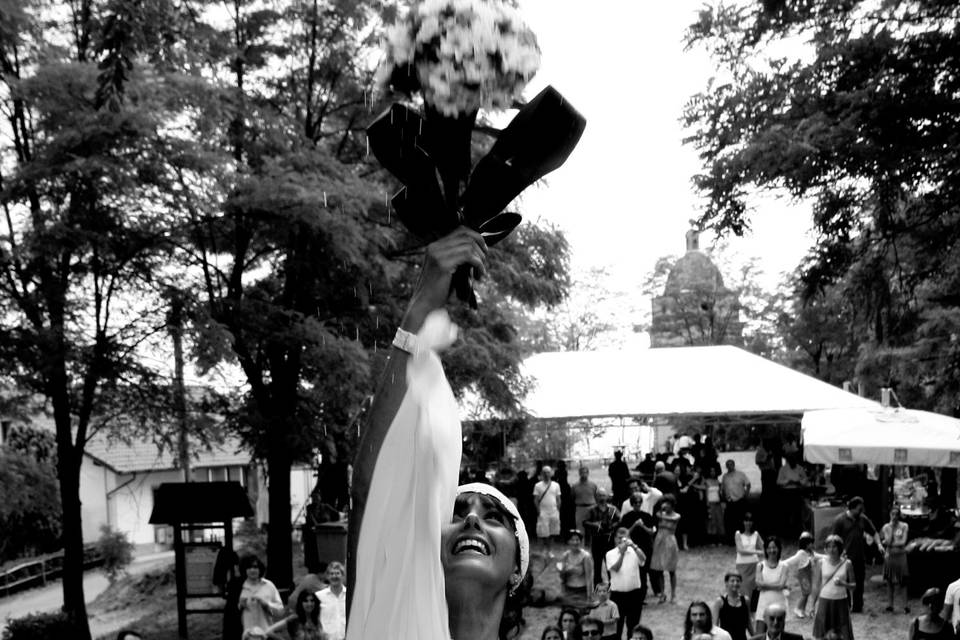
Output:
[803, 407, 960, 467]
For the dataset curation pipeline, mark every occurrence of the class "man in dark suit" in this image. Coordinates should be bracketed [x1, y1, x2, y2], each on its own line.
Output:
[748, 604, 803, 640]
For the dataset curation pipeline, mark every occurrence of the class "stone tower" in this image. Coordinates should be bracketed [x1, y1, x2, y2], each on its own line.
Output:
[650, 229, 744, 347]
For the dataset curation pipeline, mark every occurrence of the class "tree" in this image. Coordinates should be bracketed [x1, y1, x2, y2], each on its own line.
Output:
[0, 2, 212, 635]
[684, 0, 960, 410]
[171, 0, 571, 588]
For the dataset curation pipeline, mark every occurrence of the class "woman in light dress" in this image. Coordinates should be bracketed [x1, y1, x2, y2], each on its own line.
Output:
[650, 496, 681, 603]
[881, 506, 909, 613]
[812, 534, 855, 640]
[348, 228, 530, 640]
[753, 537, 788, 636]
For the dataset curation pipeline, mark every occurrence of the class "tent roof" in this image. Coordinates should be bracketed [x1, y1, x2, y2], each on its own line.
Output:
[502, 345, 877, 421]
[803, 407, 960, 467]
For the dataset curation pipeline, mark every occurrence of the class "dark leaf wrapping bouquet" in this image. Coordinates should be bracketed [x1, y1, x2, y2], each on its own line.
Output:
[369, 0, 586, 306]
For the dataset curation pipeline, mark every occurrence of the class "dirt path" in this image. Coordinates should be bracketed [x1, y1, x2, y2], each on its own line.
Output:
[0, 552, 173, 635]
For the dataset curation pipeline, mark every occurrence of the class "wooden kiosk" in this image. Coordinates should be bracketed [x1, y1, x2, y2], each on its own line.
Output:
[149, 482, 253, 640]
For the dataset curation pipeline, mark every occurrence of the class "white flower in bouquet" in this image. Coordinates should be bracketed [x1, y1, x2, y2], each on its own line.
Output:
[377, 0, 540, 117]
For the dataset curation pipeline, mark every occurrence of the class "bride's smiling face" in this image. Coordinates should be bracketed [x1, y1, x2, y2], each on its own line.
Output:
[441, 492, 519, 590]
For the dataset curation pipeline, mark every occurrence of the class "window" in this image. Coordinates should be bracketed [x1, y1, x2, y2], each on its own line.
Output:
[0, 420, 9, 446]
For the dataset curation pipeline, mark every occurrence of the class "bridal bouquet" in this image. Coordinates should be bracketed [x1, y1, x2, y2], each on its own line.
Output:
[376, 0, 541, 117]
[368, 0, 585, 307]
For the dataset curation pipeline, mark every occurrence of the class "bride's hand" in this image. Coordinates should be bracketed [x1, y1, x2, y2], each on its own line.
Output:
[402, 227, 487, 331]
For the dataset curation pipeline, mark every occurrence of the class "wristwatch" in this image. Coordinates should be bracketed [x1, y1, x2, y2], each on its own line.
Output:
[392, 328, 418, 354]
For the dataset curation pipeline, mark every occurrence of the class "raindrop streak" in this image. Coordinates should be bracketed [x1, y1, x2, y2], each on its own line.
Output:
[323, 192, 327, 207]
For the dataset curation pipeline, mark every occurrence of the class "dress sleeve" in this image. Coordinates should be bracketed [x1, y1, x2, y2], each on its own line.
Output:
[346, 311, 461, 640]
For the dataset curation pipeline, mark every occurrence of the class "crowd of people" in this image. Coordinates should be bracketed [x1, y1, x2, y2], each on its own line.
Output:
[507, 440, 960, 640]
[223, 557, 347, 640]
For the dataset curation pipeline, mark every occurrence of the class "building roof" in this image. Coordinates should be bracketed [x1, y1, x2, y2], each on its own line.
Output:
[487, 345, 878, 421]
[149, 482, 254, 524]
[84, 432, 250, 474]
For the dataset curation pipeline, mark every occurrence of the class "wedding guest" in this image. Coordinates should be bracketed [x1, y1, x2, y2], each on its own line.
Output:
[588, 584, 620, 640]
[573, 464, 599, 534]
[286, 590, 324, 640]
[238, 555, 284, 637]
[542, 625, 565, 640]
[316, 562, 346, 640]
[721, 460, 751, 546]
[712, 572, 754, 640]
[535, 465, 563, 554]
[782, 532, 815, 619]
[580, 617, 604, 640]
[584, 488, 621, 583]
[677, 464, 705, 549]
[829, 496, 878, 613]
[776, 456, 808, 539]
[812, 535, 855, 640]
[748, 603, 802, 640]
[560, 529, 594, 608]
[753, 538, 788, 637]
[734, 512, 763, 610]
[558, 461, 576, 535]
[683, 600, 733, 640]
[630, 625, 654, 640]
[704, 466, 724, 544]
[609, 450, 632, 506]
[942, 575, 960, 633]
[620, 492, 656, 603]
[909, 588, 956, 640]
[604, 527, 645, 640]
[650, 496, 681, 604]
[620, 478, 642, 516]
[881, 506, 910, 614]
[558, 607, 582, 640]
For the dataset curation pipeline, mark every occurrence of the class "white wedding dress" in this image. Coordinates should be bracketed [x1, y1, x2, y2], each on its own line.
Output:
[346, 310, 462, 640]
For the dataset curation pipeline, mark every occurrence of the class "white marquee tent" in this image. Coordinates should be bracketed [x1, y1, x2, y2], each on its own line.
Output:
[803, 407, 960, 468]
[460, 345, 878, 422]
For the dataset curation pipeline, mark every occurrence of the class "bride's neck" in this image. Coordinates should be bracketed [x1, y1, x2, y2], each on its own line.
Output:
[447, 583, 505, 640]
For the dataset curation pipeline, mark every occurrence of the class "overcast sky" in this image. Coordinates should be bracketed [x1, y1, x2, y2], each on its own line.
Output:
[512, 0, 815, 297]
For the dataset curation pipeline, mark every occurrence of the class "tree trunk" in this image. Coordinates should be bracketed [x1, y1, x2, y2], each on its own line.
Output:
[58, 449, 92, 640]
[266, 446, 293, 591]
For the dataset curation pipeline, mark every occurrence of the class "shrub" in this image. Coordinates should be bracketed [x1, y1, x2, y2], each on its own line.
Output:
[0, 611, 74, 640]
[96, 525, 134, 583]
[0, 449, 61, 563]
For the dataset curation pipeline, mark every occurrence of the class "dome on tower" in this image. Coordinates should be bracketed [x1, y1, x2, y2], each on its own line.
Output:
[663, 228, 725, 295]
[649, 228, 743, 348]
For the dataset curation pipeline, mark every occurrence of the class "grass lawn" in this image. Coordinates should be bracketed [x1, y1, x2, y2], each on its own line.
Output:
[518, 544, 915, 640]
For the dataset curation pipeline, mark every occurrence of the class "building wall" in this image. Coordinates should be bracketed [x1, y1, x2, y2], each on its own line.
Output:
[80, 456, 115, 543]
[109, 469, 185, 546]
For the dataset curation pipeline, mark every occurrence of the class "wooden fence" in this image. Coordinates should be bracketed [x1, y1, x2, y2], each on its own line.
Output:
[0, 546, 104, 598]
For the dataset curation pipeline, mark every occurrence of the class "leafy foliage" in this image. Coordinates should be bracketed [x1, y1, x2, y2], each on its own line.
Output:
[0, 611, 74, 640]
[0, 447, 61, 563]
[96, 525, 135, 584]
[684, 0, 960, 411]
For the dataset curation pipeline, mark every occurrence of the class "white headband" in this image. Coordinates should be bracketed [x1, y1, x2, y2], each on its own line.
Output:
[456, 482, 529, 580]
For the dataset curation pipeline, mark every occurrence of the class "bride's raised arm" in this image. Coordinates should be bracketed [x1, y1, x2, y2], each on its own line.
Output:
[346, 226, 487, 612]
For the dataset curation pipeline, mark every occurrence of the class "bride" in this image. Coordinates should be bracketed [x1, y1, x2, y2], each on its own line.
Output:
[347, 227, 530, 640]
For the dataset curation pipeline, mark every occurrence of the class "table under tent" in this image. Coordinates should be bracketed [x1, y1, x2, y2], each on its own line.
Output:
[802, 406, 960, 596]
